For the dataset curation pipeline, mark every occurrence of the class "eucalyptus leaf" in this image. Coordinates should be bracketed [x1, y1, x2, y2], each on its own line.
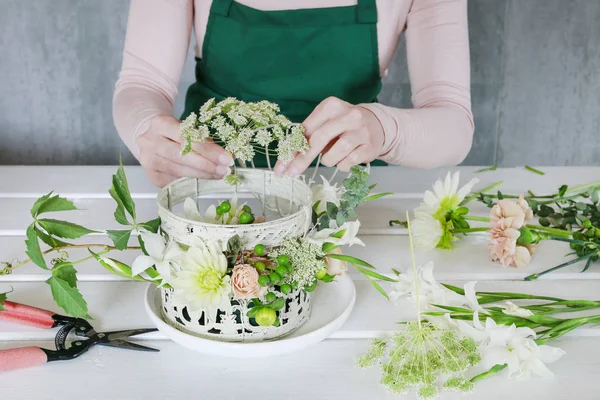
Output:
[25, 224, 47, 269]
[36, 195, 77, 215]
[107, 229, 133, 250]
[47, 276, 90, 319]
[38, 219, 97, 239]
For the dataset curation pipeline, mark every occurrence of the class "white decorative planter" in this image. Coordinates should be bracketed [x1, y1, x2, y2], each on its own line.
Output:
[156, 169, 314, 342]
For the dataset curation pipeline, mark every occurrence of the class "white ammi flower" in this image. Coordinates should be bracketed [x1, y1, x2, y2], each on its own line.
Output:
[131, 231, 181, 283]
[169, 237, 232, 318]
[307, 220, 364, 247]
[312, 175, 343, 215]
[458, 312, 565, 379]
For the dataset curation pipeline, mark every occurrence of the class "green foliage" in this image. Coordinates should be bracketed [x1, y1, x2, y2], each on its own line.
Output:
[46, 275, 90, 319]
[0, 291, 7, 311]
[336, 166, 371, 225]
[111, 157, 136, 221]
[359, 322, 480, 399]
[226, 235, 244, 267]
[52, 262, 78, 288]
[34, 226, 69, 248]
[107, 229, 132, 251]
[32, 193, 78, 216]
[37, 219, 97, 239]
[139, 218, 161, 233]
[25, 224, 47, 269]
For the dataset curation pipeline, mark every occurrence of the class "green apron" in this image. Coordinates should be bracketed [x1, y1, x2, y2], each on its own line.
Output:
[182, 0, 385, 167]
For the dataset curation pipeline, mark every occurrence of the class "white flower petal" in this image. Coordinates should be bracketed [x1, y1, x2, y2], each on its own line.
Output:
[155, 260, 172, 282]
[140, 231, 166, 260]
[183, 198, 203, 222]
[131, 255, 156, 277]
[456, 177, 480, 203]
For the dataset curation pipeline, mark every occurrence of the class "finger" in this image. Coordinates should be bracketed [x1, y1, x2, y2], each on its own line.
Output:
[279, 111, 361, 177]
[302, 96, 350, 135]
[148, 170, 177, 188]
[157, 138, 230, 178]
[158, 117, 233, 167]
[337, 144, 375, 172]
[153, 154, 220, 180]
[320, 130, 366, 168]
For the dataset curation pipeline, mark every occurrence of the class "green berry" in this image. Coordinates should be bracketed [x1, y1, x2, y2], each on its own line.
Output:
[291, 281, 298, 290]
[220, 201, 231, 213]
[266, 292, 277, 303]
[254, 244, 265, 256]
[215, 205, 224, 216]
[595, 229, 600, 239]
[583, 220, 593, 229]
[254, 261, 266, 272]
[570, 242, 577, 250]
[285, 264, 293, 273]
[305, 281, 318, 292]
[242, 205, 252, 213]
[277, 255, 290, 265]
[269, 272, 281, 284]
[239, 212, 253, 224]
[315, 268, 327, 280]
[254, 307, 277, 326]
[586, 229, 595, 238]
[275, 265, 288, 277]
[258, 275, 270, 287]
[280, 284, 292, 295]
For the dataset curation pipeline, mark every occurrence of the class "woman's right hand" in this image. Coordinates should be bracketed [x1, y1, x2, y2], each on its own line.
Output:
[137, 114, 234, 187]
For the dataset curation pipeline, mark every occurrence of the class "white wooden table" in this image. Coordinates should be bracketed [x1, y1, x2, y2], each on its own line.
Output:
[1, 166, 599, 400]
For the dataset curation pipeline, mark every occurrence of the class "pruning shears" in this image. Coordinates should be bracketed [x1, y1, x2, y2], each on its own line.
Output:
[0, 301, 158, 372]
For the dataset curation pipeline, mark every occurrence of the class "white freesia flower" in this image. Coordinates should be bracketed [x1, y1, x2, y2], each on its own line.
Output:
[169, 237, 232, 319]
[502, 301, 534, 318]
[306, 220, 364, 247]
[458, 312, 565, 379]
[312, 175, 343, 215]
[412, 172, 479, 250]
[131, 231, 181, 283]
[389, 262, 466, 313]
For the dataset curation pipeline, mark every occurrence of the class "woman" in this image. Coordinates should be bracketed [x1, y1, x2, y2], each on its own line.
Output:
[113, 0, 473, 187]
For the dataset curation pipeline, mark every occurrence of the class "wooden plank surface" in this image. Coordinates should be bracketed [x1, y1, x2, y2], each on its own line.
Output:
[1, 166, 599, 399]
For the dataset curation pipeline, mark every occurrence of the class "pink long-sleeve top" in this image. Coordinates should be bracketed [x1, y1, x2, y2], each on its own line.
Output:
[113, 0, 474, 169]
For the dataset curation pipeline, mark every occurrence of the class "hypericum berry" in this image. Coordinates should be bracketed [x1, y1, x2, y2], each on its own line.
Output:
[215, 205, 224, 216]
[269, 272, 281, 284]
[596, 229, 600, 239]
[276, 255, 290, 265]
[315, 268, 327, 280]
[220, 201, 231, 213]
[254, 307, 277, 326]
[583, 220, 593, 229]
[305, 281, 318, 292]
[239, 212, 253, 224]
[266, 292, 277, 303]
[254, 244, 266, 256]
[254, 261, 266, 272]
[280, 284, 292, 294]
[258, 275, 270, 287]
[242, 205, 252, 214]
[275, 265, 288, 277]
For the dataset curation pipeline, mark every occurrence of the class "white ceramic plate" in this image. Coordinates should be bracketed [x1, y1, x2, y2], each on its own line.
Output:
[144, 274, 356, 358]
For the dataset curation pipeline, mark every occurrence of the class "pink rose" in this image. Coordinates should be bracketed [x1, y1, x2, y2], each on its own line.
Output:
[231, 264, 266, 300]
[325, 248, 347, 276]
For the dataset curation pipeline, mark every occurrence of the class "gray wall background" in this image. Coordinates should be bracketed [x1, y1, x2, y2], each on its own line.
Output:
[1, 0, 599, 166]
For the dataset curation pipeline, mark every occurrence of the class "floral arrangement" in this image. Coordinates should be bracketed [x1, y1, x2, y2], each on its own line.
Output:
[392, 171, 600, 280]
[180, 97, 309, 184]
[360, 211, 600, 399]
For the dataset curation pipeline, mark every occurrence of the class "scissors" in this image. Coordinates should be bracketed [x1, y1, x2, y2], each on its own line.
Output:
[0, 301, 158, 372]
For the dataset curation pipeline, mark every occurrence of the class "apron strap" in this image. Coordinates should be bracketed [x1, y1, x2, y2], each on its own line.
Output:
[210, 0, 234, 17]
[357, 0, 377, 24]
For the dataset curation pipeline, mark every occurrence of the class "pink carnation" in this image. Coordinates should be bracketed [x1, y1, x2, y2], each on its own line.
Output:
[488, 197, 534, 268]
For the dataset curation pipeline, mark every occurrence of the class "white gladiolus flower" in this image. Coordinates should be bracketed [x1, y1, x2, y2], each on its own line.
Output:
[502, 301, 534, 318]
[312, 175, 343, 215]
[458, 312, 565, 379]
[307, 220, 365, 247]
[131, 231, 181, 283]
[169, 237, 232, 319]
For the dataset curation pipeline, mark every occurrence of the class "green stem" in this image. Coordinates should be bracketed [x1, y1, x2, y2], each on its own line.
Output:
[460, 180, 504, 205]
[463, 215, 490, 222]
[565, 181, 600, 194]
[526, 224, 572, 238]
[525, 165, 545, 175]
[470, 364, 508, 383]
[535, 193, 589, 205]
[453, 227, 488, 234]
[524, 254, 592, 281]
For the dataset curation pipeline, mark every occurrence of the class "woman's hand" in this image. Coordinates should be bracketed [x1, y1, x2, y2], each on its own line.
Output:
[274, 97, 385, 177]
[138, 114, 233, 187]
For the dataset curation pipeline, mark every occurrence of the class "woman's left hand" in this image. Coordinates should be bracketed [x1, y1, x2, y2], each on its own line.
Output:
[274, 97, 385, 177]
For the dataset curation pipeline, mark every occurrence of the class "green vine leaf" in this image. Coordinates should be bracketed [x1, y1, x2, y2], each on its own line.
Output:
[36, 195, 77, 215]
[25, 224, 47, 269]
[37, 219, 97, 239]
[46, 276, 90, 319]
[52, 262, 78, 289]
[34, 225, 70, 248]
[107, 229, 133, 251]
[111, 157, 136, 221]
[113, 204, 130, 226]
[30, 192, 54, 218]
[139, 217, 161, 234]
[0, 291, 7, 311]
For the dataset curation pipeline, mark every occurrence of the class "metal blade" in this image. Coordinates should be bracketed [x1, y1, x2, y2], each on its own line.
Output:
[97, 339, 159, 352]
[102, 328, 158, 341]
